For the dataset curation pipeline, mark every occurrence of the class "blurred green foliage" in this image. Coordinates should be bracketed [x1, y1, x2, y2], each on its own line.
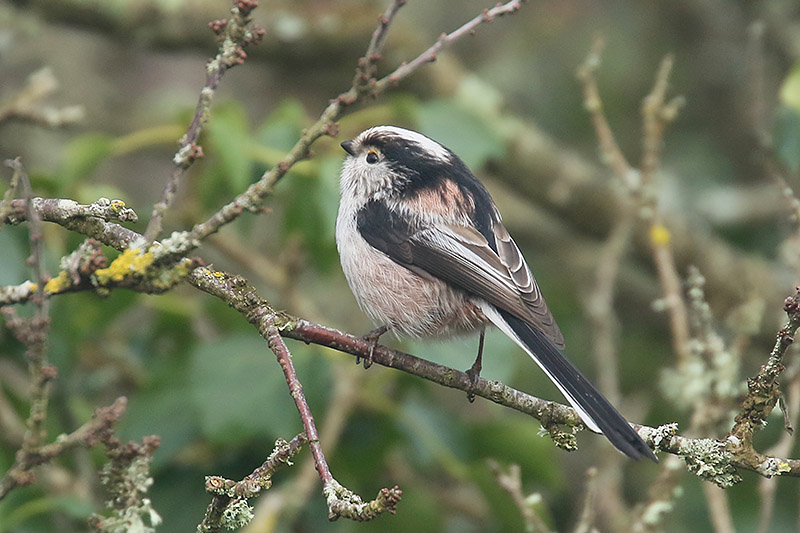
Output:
[2, 1, 800, 532]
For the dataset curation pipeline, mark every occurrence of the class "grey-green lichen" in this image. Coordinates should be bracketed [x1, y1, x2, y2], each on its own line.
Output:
[91, 454, 162, 532]
[220, 499, 254, 530]
[678, 437, 742, 488]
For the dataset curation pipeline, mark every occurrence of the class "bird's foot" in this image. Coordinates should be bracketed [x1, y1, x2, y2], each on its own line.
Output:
[358, 325, 389, 369]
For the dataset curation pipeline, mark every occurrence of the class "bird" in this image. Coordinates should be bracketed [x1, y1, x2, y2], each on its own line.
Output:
[335, 125, 656, 461]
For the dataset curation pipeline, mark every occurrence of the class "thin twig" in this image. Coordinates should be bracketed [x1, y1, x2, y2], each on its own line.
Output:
[576, 37, 635, 182]
[353, 0, 408, 88]
[187, 265, 800, 482]
[757, 368, 800, 533]
[573, 467, 599, 533]
[487, 459, 553, 533]
[585, 211, 635, 526]
[188, 267, 402, 521]
[0, 397, 128, 500]
[197, 433, 308, 532]
[578, 47, 690, 369]
[258, 366, 366, 527]
[264, 324, 333, 486]
[143, 0, 264, 243]
[3, 159, 53, 454]
[156, 0, 528, 263]
[701, 484, 736, 533]
[0, 67, 84, 128]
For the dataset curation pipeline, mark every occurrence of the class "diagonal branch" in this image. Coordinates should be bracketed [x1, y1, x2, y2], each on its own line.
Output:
[143, 0, 264, 243]
[156, 0, 528, 263]
[0, 397, 128, 500]
[188, 267, 402, 521]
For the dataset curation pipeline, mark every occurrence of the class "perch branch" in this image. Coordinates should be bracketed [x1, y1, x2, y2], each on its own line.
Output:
[187, 265, 800, 485]
[188, 267, 402, 521]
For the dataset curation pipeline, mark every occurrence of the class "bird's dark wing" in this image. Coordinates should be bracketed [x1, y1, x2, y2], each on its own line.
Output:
[357, 199, 656, 461]
[356, 199, 564, 348]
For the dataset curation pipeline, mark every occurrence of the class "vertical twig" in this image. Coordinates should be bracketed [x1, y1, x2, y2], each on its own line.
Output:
[757, 368, 800, 533]
[639, 55, 691, 370]
[143, 0, 264, 243]
[573, 468, 599, 533]
[487, 460, 554, 533]
[2, 158, 53, 452]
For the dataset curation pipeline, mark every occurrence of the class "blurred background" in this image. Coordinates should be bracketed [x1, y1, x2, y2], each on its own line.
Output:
[2, 0, 800, 531]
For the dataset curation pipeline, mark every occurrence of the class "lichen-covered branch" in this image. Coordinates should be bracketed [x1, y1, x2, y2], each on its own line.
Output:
[726, 288, 800, 468]
[3, 196, 141, 251]
[89, 434, 162, 532]
[197, 434, 308, 532]
[0, 397, 128, 500]
[187, 265, 800, 485]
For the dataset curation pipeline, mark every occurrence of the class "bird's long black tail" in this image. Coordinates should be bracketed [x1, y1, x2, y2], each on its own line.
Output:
[493, 308, 657, 461]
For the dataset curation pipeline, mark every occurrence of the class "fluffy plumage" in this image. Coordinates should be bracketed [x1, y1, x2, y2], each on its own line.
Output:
[336, 125, 656, 461]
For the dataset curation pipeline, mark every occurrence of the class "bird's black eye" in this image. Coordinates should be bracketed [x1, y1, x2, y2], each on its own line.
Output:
[366, 150, 379, 164]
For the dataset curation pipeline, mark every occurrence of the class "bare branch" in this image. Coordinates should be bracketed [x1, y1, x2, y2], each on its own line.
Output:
[156, 0, 529, 263]
[2, 158, 53, 458]
[0, 67, 84, 128]
[143, 0, 265, 243]
[488, 459, 554, 533]
[578, 47, 690, 369]
[188, 266, 403, 522]
[0, 397, 128, 500]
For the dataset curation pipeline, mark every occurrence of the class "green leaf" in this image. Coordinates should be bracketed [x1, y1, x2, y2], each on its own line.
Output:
[0, 495, 94, 532]
[279, 160, 339, 272]
[398, 392, 470, 478]
[120, 383, 199, 468]
[206, 102, 253, 193]
[256, 99, 308, 151]
[188, 334, 299, 444]
[468, 418, 563, 485]
[0, 229, 27, 286]
[61, 133, 114, 189]
[414, 99, 506, 169]
[780, 61, 800, 114]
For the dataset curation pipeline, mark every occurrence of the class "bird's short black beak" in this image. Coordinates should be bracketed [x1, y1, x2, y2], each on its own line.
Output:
[340, 140, 356, 156]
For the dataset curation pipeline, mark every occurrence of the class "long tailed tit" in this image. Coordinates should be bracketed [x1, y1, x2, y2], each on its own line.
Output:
[335, 125, 655, 461]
